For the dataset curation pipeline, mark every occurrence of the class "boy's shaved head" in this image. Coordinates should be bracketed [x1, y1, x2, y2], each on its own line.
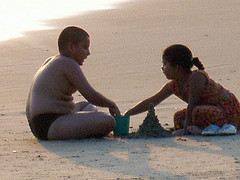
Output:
[58, 26, 89, 52]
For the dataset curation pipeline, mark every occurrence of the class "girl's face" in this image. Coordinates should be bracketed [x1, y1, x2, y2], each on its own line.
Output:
[161, 58, 177, 79]
[70, 37, 90, 66]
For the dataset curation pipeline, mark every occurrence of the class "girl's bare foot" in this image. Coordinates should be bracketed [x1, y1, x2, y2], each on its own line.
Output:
[187, 126, 202, 135]
[172, 129, 189, 136]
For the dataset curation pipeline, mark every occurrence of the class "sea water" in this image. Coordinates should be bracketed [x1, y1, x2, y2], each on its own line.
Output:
[0, 0, 130, 41]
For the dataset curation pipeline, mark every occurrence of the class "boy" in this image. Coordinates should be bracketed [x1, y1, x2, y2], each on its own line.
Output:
[26, 26, 120, 140]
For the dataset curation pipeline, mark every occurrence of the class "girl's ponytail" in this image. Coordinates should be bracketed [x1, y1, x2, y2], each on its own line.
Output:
[192, 57, 205, 70]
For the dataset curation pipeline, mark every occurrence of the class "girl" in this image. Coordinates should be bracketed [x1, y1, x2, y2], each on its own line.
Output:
[125, 44, 240, 135]
[26, 26, 120, 140]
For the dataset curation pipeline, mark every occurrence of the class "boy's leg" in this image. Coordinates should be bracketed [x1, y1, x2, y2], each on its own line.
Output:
[74, 101, 98, 112]
[47, 112, 116, 140]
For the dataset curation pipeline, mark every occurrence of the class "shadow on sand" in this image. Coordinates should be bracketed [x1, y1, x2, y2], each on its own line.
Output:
[40, 132, 240, 179]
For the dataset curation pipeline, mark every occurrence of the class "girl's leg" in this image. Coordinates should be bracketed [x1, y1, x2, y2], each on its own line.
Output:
[47, 112, 116, 140]
[174, 105, 227, 135]
[173, 109, 187, 130]
[173, 109, 202, 135]
[191, 105, 226, 129]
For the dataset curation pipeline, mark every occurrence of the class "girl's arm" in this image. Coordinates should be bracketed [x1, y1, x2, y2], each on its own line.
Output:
[184, 72, 207, 129]
[124, 82, 173, 116]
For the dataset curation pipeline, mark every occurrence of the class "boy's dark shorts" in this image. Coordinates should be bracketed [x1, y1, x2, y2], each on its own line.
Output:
[29, 113, 63, 140]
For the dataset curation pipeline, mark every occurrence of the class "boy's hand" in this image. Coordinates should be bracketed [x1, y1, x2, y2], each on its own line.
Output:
[109, 105, 121, 116]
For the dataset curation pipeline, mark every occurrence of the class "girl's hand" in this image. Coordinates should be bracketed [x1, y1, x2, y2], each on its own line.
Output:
[123, 110, 130, 117]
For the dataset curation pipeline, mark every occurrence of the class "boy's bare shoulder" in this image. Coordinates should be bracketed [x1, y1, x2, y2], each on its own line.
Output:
[54, 56, 81, 75]
[54, 55, 79, 67]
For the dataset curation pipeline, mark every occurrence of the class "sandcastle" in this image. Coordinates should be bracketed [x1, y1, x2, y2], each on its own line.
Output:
[129, 104, 172, 138]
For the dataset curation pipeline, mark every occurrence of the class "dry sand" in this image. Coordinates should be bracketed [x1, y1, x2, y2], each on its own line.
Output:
[1, 0, 240, 179]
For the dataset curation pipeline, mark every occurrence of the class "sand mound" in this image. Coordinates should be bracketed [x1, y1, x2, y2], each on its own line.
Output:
[129, 104, 172, 138]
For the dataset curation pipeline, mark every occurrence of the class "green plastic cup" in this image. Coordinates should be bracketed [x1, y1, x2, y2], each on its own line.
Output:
[113, 116, 130, 136]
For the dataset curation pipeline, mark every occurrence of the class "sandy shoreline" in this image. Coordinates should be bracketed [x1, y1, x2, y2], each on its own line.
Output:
[1, 0, 240, 179]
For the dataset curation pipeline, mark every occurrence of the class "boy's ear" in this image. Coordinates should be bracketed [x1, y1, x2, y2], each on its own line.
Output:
[66, 42, 75, 52]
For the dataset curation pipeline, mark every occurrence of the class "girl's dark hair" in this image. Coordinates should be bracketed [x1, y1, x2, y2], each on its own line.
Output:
[162, 44, 204, 71]
[58, 26, 89, 52]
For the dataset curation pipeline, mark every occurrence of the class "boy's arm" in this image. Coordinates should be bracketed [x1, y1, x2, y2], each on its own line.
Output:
[65, 61, 118, 111]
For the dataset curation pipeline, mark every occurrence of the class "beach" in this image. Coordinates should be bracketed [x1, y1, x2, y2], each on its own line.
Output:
[1, 0, 240, 179]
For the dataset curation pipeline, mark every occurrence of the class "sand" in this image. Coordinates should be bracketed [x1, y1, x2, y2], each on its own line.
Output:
[1, 0, 240, 179]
